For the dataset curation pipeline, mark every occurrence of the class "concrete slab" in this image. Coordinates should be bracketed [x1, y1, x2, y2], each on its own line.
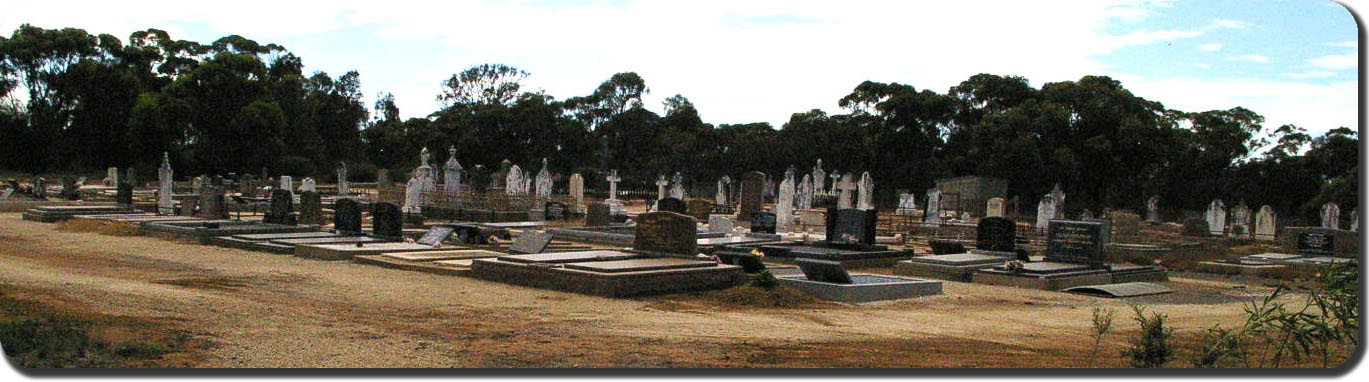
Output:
[1064, 282, 1172, 298]
[497, 251, 637, 264]
[382, 250, 499, 262]
[563, 258, 718, 273]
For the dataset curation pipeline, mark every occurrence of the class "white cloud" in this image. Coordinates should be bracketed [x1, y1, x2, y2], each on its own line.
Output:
[1199, 43, 1223, 52]
[1119, 75, 1356, 133]
[1231, 54, 1270, 63]
[1308, 53, 1357, 70]
[1194, 63, 1211, 69]
[1283, 71, 1336, 79]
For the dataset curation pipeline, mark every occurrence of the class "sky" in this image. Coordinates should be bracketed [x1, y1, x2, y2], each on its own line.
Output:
[0, 0, 1359, 137]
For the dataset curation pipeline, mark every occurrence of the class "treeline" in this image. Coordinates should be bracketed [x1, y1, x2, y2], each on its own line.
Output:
[0, 25, 1357, 221]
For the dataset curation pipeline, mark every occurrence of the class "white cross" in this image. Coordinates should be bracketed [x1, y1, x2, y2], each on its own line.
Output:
[606, 170, 621, 200]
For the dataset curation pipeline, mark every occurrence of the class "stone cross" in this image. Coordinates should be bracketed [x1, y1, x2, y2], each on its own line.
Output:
[654, 175, 669, 201]
[828, 171, 842, 196]
[835, 174, 858, 209]
[158, 152, 174, 215]
[606, 170, 621, 201]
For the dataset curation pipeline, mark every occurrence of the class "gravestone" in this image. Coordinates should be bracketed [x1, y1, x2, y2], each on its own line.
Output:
[416, 225, 456, 246]
[468, 165, 490, 194]
[631, 211, 698, 256]
[825, 208, 877, 246]
[1146, 196, 1161, 223]
[668, 172, 685, 200]
[280, 176, 293, 192]
[896, 193, 918, 216]
[195, 185, 227, 219]
[1045, 220, 1106, 267]
[543, 201, 569, 220]
[337, 162, 350, 196]
[835, 174, 857, 209]
[60, 177, 78, 200]
[1297, 232, 1334, 256]
[1206, 199, 1226, 236]
[158, 152, 174, 214]
[715, 176, 731, 206]
[708, 215, 734, 234]
[32, 177, 46, 200]
[738, 171, 767, 225]
[510, 230, 555, 254]
[855, 172, 874, 211]
[986, 197, 1005, 218]
[372, 202, 403, 239]
[1321, 202, 1341, 230]
[1111, 211, 1141, 238]
[929, 240, 967, 255]
[106, 167, 119, 186]
[686, 199, 713, 220]
[298, 191, 324, 225]
[924, 189, 943, 225]
[750, 212, 777, 234]
[776, 170, 796, 232]
[569, 173, 584, 212]
[585, 202, 611, 226]
[334, 198, 363, 235]
[1229, 203, 1252, 239]
[0, 188, 11, 199]
[263, 189, 296, 225]
[797, 174, 814, 210]
[377, 169, 391, 187]
[796, 258, 853, 284]
[1254, 205, 1277, 241]
[976, 217, 1016, 252]
[1036, 195, 1057, 232]
[656, 197, 687, 214]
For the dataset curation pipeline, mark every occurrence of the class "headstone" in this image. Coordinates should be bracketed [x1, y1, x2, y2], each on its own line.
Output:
[631, 211, 697, 256]
[1145, 196, 1160, 223]
[1206, 199, 1227, 236]
[493, 159, 512, 189]
[976, 217, 1016, 252]
[329, 162, 346, 196]
[334, 198, 363, 235]
[896, 193, 918, 216]
[1045, 220, 1106, 267]
[1229, 203, 1252, 239]
[263, 189, 296, 225]
[776, 170, 796, 232]
[543, 201, 569, 220]
[1111, 211, 1141, 238]
[825, 208, 877, 246]
[402, 176, 422, 213]
[569, 173, 584, 212]
[811, 159, 826, 197]
[750, 212, 777, 234]
[195, 186, 227, 219]
[372, 202, 403, 239]
[986, 197, 1005, 218]
[510, 230, 555, 254]
[796, 258, 852, 284]
[1036, 195, 1056, 232]
[441, 149, 462, 196]
[708, 215, 734, 234]
[299, 177, 316, 192]
[1297, 232, 1334, 256]
[856, 172, 874, 210]
[656, 197, 687, 214]
[191, 176, 203, 193]
[158, 152, 174, 214]
[655, 175, 670, 202]
[929, 240, 967, 255]
[279, 176, 293, 192]
[924, 189, 943, 225]
[835, 174, 857, 209]
[738, 171, 766, 223]
[715, 176, 730, 206]
[468, 165, 489, 194]
[178, 198, 198, 216]
[686, 199, 713, 220]
[534, 158, 552, 198]
[798, 210, 825, 232]
[32, 177, 46, 200]
[60, 177, 78, 200]
[298, 191, 324, 225]
[107, 167, 119, 187]
[416, 225, 456, 246]
[1320, 202, 1341, 230]
[116, 182, 133, 206]
[1254, 205, 1277, 241]
[669, 172, 685, 199]
[377, 169, 391, 187]
[585, 202, 611, 227]
[1049, 184, 1066, 218]
[505, 164, 524, 195]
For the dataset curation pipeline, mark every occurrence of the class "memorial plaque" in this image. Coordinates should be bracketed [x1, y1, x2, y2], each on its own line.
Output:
[585, 202, 611, 226]
[656, 197, 686, 214]
[298, 191, 323, 225]
[750, 212, 777, 234]
[372, 202, 403, 239]
[543, 201, 569, 220]
[796, 258, 853, 284]
[738, 171, 766, 226]
[1296, 232, 1334, 256]
[824, 208, 876, 245]
[686, 199, 713, 220]
[334, 198, 363, 235]
[509, 230, 554, 254]
[416, 225, 456, 246]
[976, 217, 1016, 252]
[631, 211, 697, 256]
[1045, 220, 1106, 266]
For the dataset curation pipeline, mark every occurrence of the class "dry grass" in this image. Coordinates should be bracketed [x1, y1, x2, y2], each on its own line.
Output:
[55, 219, 141, 236]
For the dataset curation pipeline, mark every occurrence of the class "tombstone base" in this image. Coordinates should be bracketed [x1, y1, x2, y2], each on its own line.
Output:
[776, 274, 942, 302]
[894, 252, 1016, 281]
[470, 251, 744, 297]
[21, 205, 139, 222]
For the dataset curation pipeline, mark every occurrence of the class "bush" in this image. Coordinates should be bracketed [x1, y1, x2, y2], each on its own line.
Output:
[751, 269, 778, 289]
[1123, 306, 1174, 368]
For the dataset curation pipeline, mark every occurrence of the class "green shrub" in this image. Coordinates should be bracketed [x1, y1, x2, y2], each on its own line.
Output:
[1123, 306, 1174, 368]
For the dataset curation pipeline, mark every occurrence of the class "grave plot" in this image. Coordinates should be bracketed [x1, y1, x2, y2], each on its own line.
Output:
[469, 251, 744, 297]
[71, 214, 206, 230]
[21, 205, 140, 223]
[353, 249, 506, 275]
[1199, 231, 1358, 275]
[206, 231, 351, 251]
[896, 217, 1025, 281]
[777, 259, 942, 302]
[140, 219, 318, 243]
[291, 224, 460, 260]
[973, 220, 1167, 291]
[745, 208, 913, 268]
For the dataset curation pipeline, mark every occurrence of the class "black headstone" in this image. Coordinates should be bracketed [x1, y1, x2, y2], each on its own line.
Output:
[263, 189, 295, 225]
[750, 212, 777, 234]
[929, 239, 966, 255]
[543, 201, 569, 221]
[825, 208, 877, 245]
[1045, 220, 1106, 267]
[372, 202, 402, 239]
[334, 198, 363, 235]
[656, 197, 687, 214]
[976, 217, 1017, 252]
[116, 182, 133, 206]
[60, 177, 79, 200]
[585, 202, 611, 226]
[738, 171, 767, 225]
[632, 211, 697, 256]
[298, 191, 323, 225]
[509, 230, 554, 254]
[796, 258, 853, 284]
[416, 225, 456, 246]
[1296, 232, 1335, 256]
[32, 177, 46, 200]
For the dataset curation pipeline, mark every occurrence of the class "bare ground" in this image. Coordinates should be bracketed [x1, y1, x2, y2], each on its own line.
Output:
[0, 213, 1307, 368]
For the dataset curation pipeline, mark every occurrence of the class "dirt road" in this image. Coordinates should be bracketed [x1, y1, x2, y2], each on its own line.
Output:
[0, 213, 1286, 368]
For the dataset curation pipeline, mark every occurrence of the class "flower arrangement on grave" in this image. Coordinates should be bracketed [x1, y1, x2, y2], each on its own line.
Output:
[750, 249, 765, 257]
[1004, 260, 1025, 273]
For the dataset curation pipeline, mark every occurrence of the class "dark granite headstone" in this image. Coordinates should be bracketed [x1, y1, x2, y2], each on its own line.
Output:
[1296, 232, 1334, 256]
[32, 177, 46, 200]
[372, 202, 402, 239]
[468, 165, 490, 194]
[976, 217, 1016, 252]
[543, 201, 569, 220]
[263, 189, 295, 225]
[632, 211, 697, 256]
[509, 230, 554, 254]
[298, 191, 323, 225]
[116, 182, 133, 206]
[825, 208, 876, 245]
[416, 225, 456, 246]
[194, 186, 227, 219]
[60, 177, 79, 200]
[686, 199, 713, 220]
[1045, 220, 1106, 266]
[334, 198, 363, 235]
[750, 212, 777, 234]
[796, 258, 853, 284]
[656, 197, 687, 214]
[738, 171, 766, 225]
[929, 239, 967, 255]
[585, 202, 611, 226]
